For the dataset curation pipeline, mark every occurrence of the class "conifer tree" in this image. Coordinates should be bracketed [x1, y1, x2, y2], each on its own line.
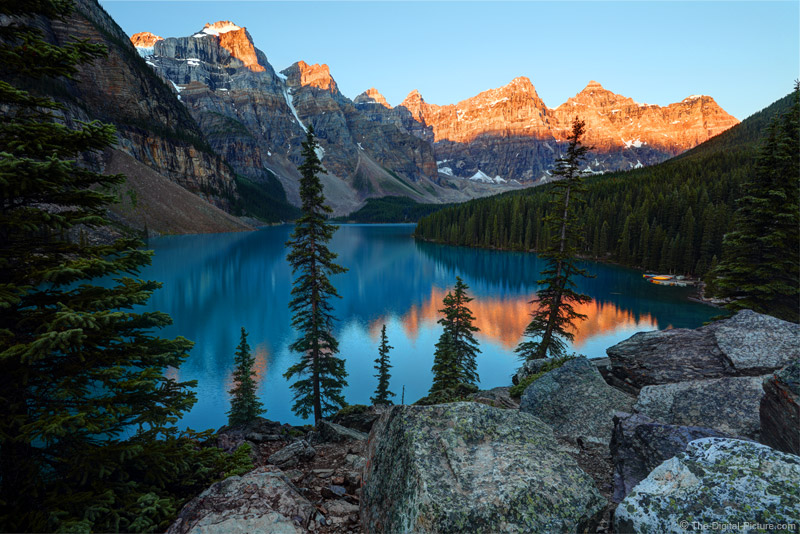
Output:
[0, 2, 250, 531]
[284, 127, 349, 424]
[371, 324, 395, 405]
[227, 327, 265, 426]
[430, 327, 459, 393]
[711, 83, 800, 322]
[516, 118, 593, 360]
[429, 277, 481, 394]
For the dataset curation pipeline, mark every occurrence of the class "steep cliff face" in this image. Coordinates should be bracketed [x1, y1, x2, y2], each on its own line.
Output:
[398, 78, 739, 182]
[400, 77, 553, 144]
[134, 25, 472, 214]
[354, 88, 391, 108]
[138, 21, 303, 205]
[43, 0, 238, 209]
[551, 81, 739, 155]
[281, 60, 440, 194]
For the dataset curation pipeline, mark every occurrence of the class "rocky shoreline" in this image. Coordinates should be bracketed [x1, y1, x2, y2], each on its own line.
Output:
[168, 309, 799, 533]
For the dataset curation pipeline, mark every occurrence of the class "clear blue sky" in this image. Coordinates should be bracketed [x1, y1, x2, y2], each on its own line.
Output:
[99, 1, 799, 120]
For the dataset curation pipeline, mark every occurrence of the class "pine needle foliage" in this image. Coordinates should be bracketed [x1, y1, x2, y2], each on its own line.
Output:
[429, 276, 481, 393]
[0, 2, 251, 532]
[227, 327, 265, 426]
[711, 83, 800, 323]
[284, 127, 349, 424]
[371, 325, 395, 405]
[516, 118, 593, 361]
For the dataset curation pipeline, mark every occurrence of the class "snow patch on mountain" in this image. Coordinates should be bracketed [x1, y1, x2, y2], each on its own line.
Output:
[282, 87, 307, 133]
[622, 138, 645, 149]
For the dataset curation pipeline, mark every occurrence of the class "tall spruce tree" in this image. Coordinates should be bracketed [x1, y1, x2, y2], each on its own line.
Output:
[430, 327, 459, 393]
[0, 2, 249, 532]
[371, 324, 394, 405]
[227, 327, 265, 426]
[516, 118, 593, 360]
[711, 83, 800, 323]
[284, 127, 349, 424]
[429, 277, 481, 394]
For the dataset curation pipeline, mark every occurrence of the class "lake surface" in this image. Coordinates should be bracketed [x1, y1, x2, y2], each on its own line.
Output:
[138, 224, 718, 430]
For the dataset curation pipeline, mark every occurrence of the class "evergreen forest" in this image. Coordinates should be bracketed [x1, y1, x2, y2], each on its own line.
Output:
[414, 92, 796, 278]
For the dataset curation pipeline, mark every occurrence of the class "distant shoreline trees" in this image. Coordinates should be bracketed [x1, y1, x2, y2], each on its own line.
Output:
[710, 83, 799, 323]
[284, 127, 349, 424]
[413, 94, 795, 278]
[228, 327, 266, 426]
[516, 118, 592, 360]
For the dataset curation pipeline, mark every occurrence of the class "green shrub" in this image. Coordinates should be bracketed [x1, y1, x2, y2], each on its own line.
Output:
[333, 404, 369, 418]
[414, 383, 479, 406]
[509, 355, 577, 398]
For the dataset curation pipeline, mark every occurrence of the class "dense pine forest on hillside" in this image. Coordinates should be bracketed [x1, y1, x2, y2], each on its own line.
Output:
[337, 196, 448, 223]
[414, 93, 795, 277]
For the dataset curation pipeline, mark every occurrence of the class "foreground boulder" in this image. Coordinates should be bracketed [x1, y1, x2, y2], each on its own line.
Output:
[166, 467, 314, 534]
[634, 375, 766, 439]
[606, 310, 799, 393]
[267, 440, 316, 468]
[615, 438, 800, 533]
[361, 402, 605, 533]
[610, 412, 729, 502]
[469, 386, 519, 409]
[760, 360, 800, 455]
[520, 357, 635, 445]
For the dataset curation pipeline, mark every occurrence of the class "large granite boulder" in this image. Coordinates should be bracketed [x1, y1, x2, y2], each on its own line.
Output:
[606, 310, 799, 393]
[361, 402, 605, 533]
[761, 360, 800, 455]
[166, 467, 315, 534]
[634, 375, 767, 439]
[610, 412, 730, 502]
[615, 438, 800, 533]
[520, 357, 635, 445]
[469, 386, 519, 409]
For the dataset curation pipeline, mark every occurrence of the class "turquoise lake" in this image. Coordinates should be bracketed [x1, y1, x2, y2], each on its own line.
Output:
[138, 224, 719, 430]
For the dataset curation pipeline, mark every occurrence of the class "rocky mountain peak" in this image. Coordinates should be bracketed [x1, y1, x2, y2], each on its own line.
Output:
[283, 61, 338, 93]
[583, 80, 605, 91]
[355, 87, 390, 108]
[201, 21, 242, 35]
[191, 21, 265, 72]
[399, 90, 432, 123]
[130, 31, 163, 48]
[505, 76, 538, 93]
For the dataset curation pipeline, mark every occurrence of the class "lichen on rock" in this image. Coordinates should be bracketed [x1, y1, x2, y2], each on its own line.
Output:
[361, 402, 605, 533]
[615, 438, 800, 534]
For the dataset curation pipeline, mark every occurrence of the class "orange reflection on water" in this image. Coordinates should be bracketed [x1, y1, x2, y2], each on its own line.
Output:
[164, 366, 180, 382]
[397, 288, 658, 350]
[225, 342, 270, 394]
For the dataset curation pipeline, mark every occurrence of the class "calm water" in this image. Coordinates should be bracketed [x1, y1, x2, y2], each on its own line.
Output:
[137, 224, 718, 430]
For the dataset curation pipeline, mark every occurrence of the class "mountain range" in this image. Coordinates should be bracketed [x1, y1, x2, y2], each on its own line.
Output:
[130, 20, 738, 208]
[36, 1, 740, 225]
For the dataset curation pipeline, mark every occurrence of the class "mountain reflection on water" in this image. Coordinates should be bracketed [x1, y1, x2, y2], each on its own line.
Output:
[139, 224, 717, 428]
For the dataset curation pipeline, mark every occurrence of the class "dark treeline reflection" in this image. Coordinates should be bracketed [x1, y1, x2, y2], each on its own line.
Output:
[138, 224, 718, 428]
